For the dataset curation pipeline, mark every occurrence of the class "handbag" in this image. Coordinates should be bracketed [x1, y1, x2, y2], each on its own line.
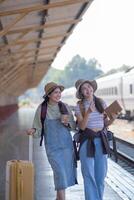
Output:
[103, 126, 114, 141]
[104, 128, 118, 161]
[106, 130, 114, 141]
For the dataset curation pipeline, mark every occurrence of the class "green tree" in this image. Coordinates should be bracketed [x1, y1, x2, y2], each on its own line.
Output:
[58, 55, 103, 87]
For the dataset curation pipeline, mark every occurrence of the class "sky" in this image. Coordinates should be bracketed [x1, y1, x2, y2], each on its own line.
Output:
[52, 0, 134, 72]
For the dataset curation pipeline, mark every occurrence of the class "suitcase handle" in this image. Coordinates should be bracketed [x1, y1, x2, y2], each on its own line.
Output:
[29, 135, 33, 161]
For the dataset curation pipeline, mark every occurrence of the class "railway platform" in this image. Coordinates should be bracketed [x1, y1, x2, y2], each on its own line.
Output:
[33, 137, 134, 200]
[0, 106, 134, 200]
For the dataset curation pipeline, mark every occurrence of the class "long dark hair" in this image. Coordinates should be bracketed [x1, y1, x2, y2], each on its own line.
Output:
[94, 95, 104, 113]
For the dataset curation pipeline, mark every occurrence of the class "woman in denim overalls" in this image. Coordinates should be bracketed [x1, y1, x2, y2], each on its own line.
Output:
[74, 79, 116, 200]
[27, 82, 77, 200]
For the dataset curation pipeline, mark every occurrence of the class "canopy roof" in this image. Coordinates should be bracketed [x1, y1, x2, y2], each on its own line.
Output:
[0, 0, 93, 96]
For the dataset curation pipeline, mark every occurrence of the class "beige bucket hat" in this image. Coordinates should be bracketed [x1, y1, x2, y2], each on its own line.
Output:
[75, 79, 97, 99]
[43, 82, 64, 98]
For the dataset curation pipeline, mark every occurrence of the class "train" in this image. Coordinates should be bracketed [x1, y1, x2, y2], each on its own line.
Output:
[61, 68, 134, 120]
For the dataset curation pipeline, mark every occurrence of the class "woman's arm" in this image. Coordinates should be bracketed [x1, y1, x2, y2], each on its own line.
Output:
[75, 101, 95, 130]
[76, 111, 90, 130]
[27, 105, 42, 137]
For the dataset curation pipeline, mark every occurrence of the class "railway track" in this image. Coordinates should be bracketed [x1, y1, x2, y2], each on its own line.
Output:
[110, 137, 134, 175]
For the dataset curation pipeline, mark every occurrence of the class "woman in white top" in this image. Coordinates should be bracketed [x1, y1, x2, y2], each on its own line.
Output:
[75, 79, 116, 200]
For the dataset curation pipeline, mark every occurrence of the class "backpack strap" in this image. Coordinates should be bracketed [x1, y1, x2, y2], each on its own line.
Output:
[40, 100, 69, 146]
[40, 101, 47, 146]
[58, 101, 69, 115]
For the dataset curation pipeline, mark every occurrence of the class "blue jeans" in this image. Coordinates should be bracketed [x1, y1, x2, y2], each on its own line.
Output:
[80, 138, 107, 200]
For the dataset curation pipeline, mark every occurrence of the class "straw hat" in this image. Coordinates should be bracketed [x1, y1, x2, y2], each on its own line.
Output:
[75, 79, 97, 99]
[43, 82, 64, 98]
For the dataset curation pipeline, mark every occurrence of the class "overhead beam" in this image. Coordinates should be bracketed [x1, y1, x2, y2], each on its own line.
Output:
[0, 51, 29, 70]
[3, 44, 62, 56]
[0, 49, 56, 65]
[0, 60, 51, 90]
[0, 64, 27, 90]
[0, 29, 36, 60]
[15, 56, 53, 67]
[0, 52, 30, 83]
[7, 18, 81, 35]
[0, 12, 28, 37]
[20, 57, 53, 66]
[4, 71, 28, 95]
[0, 32, 71, 50]
[0, 62, 27, 87]
[0, 0, 89, 16]
[0, 43, 31, 68]
[0, 18, 79, 56]
[0, 57, 52, 86]
[1, 60, 51, 95]
[8, 52, 54, 63]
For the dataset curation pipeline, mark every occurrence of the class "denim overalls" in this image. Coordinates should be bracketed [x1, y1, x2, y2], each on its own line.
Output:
[44, 118, 77, 190]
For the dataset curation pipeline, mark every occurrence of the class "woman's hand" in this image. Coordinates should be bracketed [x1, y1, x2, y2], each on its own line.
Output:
[104, 113, 118, 127]
[86, 100, 95, 114]
[26, 128, 36, 135]
[61, 115, 69, 126]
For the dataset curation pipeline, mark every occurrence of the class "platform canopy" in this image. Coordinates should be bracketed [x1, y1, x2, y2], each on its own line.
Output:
[0, 0, 93, 96]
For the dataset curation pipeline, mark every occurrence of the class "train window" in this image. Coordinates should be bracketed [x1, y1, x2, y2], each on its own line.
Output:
[107, 88, 109, 95]
[104, 89, 106, 95]
[109, 88, 111, 95]
[105, 88, 107, 95]
[97, 87, 118, 95]
[110, 88, 112, 95]
[113, 87, 116, 95]
[108, 88, 110, 95]
[113, 87, 115, 94]
[111, 87, 114, 95]
[115, 87, 118, 95]
[129, 84, 133, 94]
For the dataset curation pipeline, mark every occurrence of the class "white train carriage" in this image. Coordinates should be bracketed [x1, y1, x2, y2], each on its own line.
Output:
[61, 87, 77, 106]
[96, 69, 134, 118]
[95, 72, 124, 109]
[122, 69, 134, 117]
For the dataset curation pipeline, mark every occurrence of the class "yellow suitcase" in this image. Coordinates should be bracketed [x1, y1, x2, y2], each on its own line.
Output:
[6, 160, 34, 200]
